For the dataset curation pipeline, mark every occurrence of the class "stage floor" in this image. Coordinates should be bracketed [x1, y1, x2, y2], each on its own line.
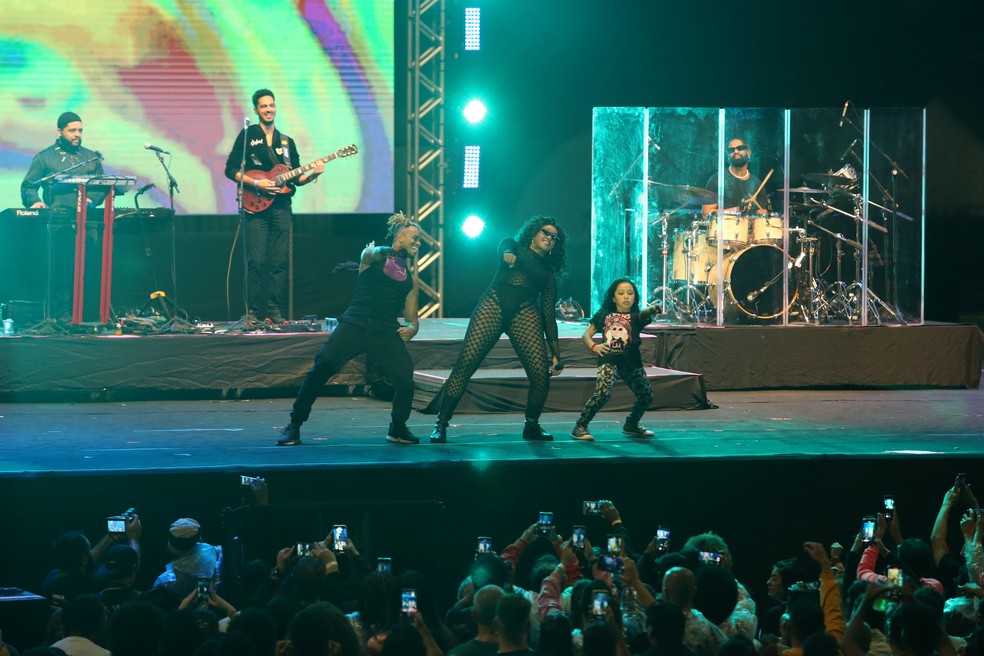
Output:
[3, 387, 982, 478]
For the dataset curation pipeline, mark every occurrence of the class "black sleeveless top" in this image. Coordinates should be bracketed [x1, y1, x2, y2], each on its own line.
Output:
[343, 252, 414, 325]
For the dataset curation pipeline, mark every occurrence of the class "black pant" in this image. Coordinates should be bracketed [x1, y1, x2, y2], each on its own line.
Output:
[244, 201, 291, 317]
[290, 316, 415, 428]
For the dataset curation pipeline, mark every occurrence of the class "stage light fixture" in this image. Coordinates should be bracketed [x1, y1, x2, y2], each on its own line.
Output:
[464, 7, 481, 51]
[463, 99, 487, 124]
[463, 145, 481, 188]
[462, 215, 485, 238]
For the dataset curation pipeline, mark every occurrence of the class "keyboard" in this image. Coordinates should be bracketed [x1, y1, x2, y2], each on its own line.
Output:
[1, 207, 174, 222]
[55, 174, 137, 187]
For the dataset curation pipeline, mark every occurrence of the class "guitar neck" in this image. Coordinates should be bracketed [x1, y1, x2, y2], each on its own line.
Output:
[275, 153, 340, 185]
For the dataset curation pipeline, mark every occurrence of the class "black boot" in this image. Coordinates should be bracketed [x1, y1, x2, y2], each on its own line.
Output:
[430, 420, 448, 443]
[523, 418, 553, 441]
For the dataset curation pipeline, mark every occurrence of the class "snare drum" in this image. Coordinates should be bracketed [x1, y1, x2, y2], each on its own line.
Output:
[750, 213, 784, 244]
[707, 212, 749, 246]
[671, 229, 716, 284]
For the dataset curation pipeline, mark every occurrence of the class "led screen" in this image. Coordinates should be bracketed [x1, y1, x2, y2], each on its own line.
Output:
[0, 0, 394, 214]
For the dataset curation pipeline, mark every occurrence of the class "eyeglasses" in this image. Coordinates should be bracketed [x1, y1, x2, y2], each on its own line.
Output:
[728, 145, 749, 152]
[538, 228, 561, 242]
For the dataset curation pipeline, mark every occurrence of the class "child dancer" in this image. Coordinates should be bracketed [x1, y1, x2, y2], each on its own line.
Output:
[572, 278, 659, 441]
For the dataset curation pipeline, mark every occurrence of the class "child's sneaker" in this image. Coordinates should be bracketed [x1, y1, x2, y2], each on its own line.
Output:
[571, 425, 595, 441]
[622, 422, 654, 438]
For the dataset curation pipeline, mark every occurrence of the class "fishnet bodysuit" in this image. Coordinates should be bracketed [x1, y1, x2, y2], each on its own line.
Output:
[437, 240, 559, 422]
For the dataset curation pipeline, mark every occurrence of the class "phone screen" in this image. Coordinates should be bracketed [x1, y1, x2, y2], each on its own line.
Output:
[332, 525, 348, 550]
[583, 500, 600, 515]
[538, 512, 554, 535]
[107, 518, 126, 534]
[377, 557, 392, 573]
[197, 577, 211, 601]
[698, 551, 722, 565]
[607, 534, 622, 555]
[401, 589, 418, 615]
[591, 590, 609, 617]
[477, 537, 493, 554]
[296, 542, 313, 557]
[861, 517, 876, 542]
[573, 526, 586, 549]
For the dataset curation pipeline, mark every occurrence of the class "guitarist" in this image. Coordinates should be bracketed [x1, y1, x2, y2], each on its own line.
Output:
[224, 88, 324, 325]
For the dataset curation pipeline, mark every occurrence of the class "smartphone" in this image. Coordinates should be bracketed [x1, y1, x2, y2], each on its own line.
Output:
[401, 588, 418, 618]
[607, 534, 623, 556]
[656, 526, 670, 553]
[861, 516, 876, 543]
[377, 557, 392, 574]
[886, 566, 903, 599]
[957, 473, 968, 489]
[583, 500, 601, 515]
[883, 495, 895, 519]
[196, 577, 211, 602]
[332, 525, 349, 551]
[597, 555, 624, 574]
[974, 508, 984, 519]
[698, 551, 722, 565]
[296, 542, 314, 557]
[107, 517, 126, 534]
[240, 475, 263, 486]
[591, 590, 610, 617]
[572, 526, 587, 550]
[476, 536, 493, 554]
[537, 511, 554, 536]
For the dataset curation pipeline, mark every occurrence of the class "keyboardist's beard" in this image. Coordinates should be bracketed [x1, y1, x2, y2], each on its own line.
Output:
[58, 135, 82, 151]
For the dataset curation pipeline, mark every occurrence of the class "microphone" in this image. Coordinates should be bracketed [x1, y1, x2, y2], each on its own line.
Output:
[648, 135, 661, 151]
[244, 117, 251, 128]
[747, 281, 772, 302]
[135, 183, 155, 195]
[839, 138, 859, 161]
[94, 150, 104, 159]
[838, 100, 849, 128]
[144, 143, 170, 155]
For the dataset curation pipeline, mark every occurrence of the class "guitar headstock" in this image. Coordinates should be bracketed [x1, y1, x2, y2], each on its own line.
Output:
[336, 144, 359, 158]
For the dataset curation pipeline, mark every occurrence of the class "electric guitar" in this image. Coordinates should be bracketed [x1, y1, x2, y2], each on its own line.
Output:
[243, 144, 358, 213]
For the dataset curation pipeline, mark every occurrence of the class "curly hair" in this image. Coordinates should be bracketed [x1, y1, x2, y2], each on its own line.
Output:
[386, 212, 421, 240]
[514, 215, 567, 278]
[599, 277, 641, 314]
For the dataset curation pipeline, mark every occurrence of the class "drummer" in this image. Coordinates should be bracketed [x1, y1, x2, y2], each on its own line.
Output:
[702, 138, 769, 216]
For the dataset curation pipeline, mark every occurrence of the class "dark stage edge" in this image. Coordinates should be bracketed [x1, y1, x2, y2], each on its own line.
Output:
[0, 320, 980, 400]
[413, 367, 711, 413]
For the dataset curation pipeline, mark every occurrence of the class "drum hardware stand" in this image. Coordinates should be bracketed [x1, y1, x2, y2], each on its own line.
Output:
[807, 220, 859, 324]
[842, 193, 904, 325]
[650, 205, 698, 323]
[789, 229, 823, 324]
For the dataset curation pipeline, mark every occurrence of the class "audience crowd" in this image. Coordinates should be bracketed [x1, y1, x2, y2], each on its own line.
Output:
[3, 477, 984, 656]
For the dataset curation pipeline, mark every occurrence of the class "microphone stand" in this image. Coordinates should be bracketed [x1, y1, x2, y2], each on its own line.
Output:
[227, 120, 257, 332]
[152, 151, 193, 333]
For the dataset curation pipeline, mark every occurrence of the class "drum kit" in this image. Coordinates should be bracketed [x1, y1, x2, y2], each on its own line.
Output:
[649, 168, 905, 324]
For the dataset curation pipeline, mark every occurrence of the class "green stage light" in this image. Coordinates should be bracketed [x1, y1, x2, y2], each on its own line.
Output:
[463, 99, 487, 124]
[462, 215, 485, 238]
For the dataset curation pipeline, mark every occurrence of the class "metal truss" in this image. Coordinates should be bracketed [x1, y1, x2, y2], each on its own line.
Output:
[407, 0, 445, 317]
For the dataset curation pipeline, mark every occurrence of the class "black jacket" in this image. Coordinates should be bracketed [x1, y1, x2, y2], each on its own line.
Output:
[21, 140, 105, 209]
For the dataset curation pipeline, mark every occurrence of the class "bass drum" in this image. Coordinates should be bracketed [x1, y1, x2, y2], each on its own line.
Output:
[707, 245, 797, 319]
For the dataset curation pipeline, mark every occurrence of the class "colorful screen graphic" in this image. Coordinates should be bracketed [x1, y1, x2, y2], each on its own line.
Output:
[0, 0, 394, 214]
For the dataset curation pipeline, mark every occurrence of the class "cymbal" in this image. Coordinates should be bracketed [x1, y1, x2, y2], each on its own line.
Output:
[802, 172, 856, 187]
[651, 182, 717, 205]
[777, 186, 834, 194]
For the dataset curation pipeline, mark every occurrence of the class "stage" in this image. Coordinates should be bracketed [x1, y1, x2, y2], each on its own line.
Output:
[0, 319, 982, 653]
[0, 319, 979, 402]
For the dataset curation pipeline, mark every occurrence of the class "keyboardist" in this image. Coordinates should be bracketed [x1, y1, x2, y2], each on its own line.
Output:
[18, 111, 106, 322]
[20, 111, 105, 210]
